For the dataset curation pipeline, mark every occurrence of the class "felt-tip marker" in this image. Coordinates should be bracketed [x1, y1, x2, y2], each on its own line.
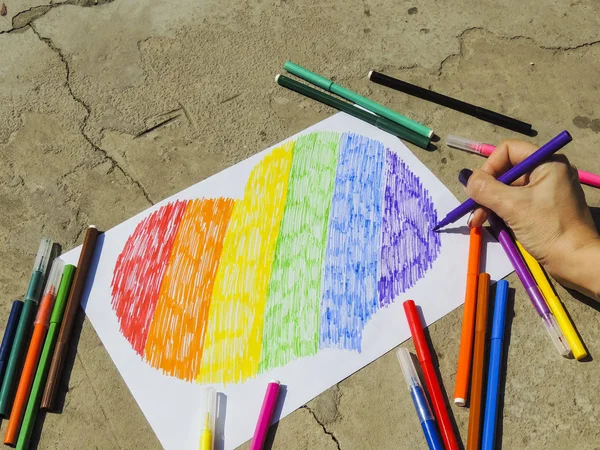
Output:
[397, 348, 443, 450]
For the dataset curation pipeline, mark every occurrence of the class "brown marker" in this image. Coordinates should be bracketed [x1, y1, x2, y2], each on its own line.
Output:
[41, 226, 99, 410]
[467, 273, 490, 450]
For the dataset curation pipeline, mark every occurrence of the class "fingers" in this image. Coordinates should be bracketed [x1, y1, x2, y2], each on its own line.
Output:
[481, 139, 538, 184]
[469, 207, 489, 228]
[466, 168, 524, 220]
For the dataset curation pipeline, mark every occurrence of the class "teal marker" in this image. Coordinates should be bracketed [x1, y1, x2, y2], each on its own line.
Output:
[284, 61, 433, 139]
[276, 75, 430, 149]
[0, 237, 53, 417]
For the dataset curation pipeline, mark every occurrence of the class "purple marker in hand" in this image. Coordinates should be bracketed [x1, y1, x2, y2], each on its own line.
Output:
[435, 130, 572, 231]
[487, 214, 570, 357]
[456, 172, 571, 357]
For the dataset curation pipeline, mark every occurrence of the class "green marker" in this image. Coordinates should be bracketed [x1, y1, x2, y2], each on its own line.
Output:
[0, 238, 53, 417]
[17, 264, 75, 450]
[284, 61, 433, 139]
[276, 75, 430, 149]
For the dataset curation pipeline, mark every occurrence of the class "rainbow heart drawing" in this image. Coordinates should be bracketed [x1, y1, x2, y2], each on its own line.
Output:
[110, 131, 441, 385]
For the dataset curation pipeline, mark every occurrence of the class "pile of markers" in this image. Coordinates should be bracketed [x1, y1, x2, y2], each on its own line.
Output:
[400, 280, 509, 450]
[399, 133, 593, 450]
[0, 226, 98, 449]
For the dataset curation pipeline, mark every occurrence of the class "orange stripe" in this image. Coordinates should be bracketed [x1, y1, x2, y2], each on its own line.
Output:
[144, 198, 235, 381]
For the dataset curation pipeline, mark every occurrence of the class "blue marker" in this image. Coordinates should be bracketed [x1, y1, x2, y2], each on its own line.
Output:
[397, 348, 443, 450]
[482, 280, 509, 450]
[0, 300, 24, 386]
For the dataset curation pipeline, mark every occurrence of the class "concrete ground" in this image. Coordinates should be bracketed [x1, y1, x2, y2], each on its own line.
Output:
[1, 0, 600, 448]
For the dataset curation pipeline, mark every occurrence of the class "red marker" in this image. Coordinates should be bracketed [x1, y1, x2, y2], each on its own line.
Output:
[403, 300, 459, 450]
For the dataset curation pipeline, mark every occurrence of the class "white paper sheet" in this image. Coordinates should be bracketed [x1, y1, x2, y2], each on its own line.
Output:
[62, 113, 513, 450]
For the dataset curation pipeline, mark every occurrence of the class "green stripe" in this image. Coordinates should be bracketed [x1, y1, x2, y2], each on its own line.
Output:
[259, 132, 340, 372]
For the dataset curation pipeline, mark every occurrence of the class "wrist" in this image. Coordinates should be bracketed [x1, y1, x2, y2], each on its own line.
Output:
[549, 236, 600, 301]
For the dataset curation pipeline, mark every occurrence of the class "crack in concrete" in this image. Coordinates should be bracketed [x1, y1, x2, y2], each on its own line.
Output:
[178, 101, 198, 130]
[436, 27, 600, 78]
[11, 4, 52, 29]
[303, 405, 342, 450]
[436, 26, 483, 77]
[134, 114, 181, 139]
[1, 0, 114, 33]
[220, 92, 242, 104]
[30, 23, 155, 206]
[504, 33, 600, 52]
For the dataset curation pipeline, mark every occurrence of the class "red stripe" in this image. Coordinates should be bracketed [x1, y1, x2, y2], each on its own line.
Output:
[111, 200, 188, 355]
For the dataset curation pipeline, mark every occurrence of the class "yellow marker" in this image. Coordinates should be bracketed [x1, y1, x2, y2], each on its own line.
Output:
[200, 387, 217, 450]
[516, 241, 587, 360]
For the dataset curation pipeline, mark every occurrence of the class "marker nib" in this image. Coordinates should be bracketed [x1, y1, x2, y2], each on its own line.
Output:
[432, 225, 441, 232]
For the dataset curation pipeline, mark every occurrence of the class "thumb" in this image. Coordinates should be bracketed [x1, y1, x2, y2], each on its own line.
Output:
[465, 168, 522, 220]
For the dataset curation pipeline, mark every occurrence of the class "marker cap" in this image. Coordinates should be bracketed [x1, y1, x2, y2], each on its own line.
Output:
[201, 387, 217, 436]
[33, 237, 53, 275]
[542, 313, 572, 357]
[42, 259, 65, 297]
[35, 259, 65, 326]
[396, 348, 421, 390]
[446, 135, 494, 156]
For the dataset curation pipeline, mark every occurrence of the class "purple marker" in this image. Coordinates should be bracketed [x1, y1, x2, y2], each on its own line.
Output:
[487, 215, 571, 357]
[434, 130, 572, 231]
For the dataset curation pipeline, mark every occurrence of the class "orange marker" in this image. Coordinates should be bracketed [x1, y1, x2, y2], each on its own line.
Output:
[467, 273, 490, 450]
[454, 226, 482, 406]
[4, 259, 64, 445]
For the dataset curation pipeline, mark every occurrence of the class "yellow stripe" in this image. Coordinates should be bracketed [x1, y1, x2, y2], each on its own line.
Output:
[197, 143, 294, 383]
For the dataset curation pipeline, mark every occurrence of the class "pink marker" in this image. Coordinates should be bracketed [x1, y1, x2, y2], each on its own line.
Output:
[446, 134, 600, 189]
[250, 380, 281, 450]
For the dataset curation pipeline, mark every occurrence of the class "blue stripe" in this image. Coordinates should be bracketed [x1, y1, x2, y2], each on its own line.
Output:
[319, 133, 384, 351]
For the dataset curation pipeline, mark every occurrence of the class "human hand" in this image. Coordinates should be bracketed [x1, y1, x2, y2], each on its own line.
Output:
[463, 139, 600, 299]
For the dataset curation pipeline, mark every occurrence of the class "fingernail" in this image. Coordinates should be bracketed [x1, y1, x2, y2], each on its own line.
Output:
[467, 211, 474, 227]
[458, 168, 473, 187]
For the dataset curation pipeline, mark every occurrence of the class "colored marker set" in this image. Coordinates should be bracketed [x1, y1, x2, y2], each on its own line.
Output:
[464, 276, 510, 450]
[0, 226, 99, 449]
[399, 132, 592, 449]
[455, 166, 587, 360]
[400, 282, 509, 449]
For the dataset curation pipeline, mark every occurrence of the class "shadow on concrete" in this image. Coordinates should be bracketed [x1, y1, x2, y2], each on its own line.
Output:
[28, 408, 48, 450]
[589, 206, 600, 233]
[48, 231, 105, 415]
[494, 286, 516, 450]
